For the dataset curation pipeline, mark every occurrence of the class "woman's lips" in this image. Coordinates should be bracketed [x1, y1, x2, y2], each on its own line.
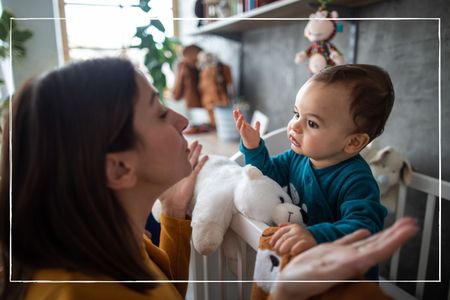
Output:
[289, 135, 300, 147]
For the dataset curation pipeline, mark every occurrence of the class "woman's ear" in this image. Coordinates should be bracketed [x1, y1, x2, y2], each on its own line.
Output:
[344, 133, 370, 155]
[105, 153, 137, 190]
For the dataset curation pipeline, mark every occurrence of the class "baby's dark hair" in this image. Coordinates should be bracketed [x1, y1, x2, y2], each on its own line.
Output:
[311, 64, 395, 142]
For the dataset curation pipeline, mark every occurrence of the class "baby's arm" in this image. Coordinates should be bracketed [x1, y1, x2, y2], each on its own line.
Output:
[233, 108, 260, 149]
[270, 224, 317, 256]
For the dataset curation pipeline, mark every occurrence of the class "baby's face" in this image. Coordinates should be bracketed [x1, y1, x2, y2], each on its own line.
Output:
[287, 80, 359, 168]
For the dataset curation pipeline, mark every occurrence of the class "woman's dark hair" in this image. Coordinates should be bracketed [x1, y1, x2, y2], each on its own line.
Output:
[311, 64, 395, 142]
[0, 58, 156, 298]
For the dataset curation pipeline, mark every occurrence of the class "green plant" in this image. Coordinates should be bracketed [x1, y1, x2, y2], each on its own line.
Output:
[0, 9, 33, 132]
[0, 9, 33, 61]
[132, 0, 179, 99]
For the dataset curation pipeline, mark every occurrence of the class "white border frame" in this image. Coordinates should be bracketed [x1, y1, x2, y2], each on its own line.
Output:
[8, 17, 441, 285]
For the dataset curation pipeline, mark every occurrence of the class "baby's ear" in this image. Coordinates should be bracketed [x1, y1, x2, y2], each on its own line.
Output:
[345, 133, 370, 155]
[105, 152, 137, 190]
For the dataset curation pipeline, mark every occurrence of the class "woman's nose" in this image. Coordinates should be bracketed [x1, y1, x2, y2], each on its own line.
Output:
[173, 110, 189, 132]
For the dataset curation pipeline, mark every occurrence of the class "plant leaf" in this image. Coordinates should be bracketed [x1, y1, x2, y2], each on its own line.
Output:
[135, 24, 150, 38]
[139, 0, 151, 12]
[150, 20, 165, 33]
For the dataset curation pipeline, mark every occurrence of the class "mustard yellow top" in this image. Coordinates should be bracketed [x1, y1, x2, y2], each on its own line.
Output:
[24, 214, 192, 300]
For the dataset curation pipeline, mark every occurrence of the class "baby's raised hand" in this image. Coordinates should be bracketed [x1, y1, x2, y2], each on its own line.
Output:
[233, 108, 261, 149]
[270, 224, 317, 256]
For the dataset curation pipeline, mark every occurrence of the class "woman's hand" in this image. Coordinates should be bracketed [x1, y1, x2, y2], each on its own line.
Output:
[233, 108, 261, 149]
[159, 141, 208, 219]
[272, 218, 418, 300]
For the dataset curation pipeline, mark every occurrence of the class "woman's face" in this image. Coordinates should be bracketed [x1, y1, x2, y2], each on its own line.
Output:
[132, 72, 191, 189]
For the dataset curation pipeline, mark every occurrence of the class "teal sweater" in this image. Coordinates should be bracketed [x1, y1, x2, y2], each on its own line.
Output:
[240, 140, 387, 279]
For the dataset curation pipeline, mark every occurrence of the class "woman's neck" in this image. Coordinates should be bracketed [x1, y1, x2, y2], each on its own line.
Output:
[115, 185, 160, 245]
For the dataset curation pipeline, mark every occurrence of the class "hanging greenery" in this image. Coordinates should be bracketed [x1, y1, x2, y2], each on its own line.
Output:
[132, 0, 179, 99]
[0, 9, 33, 132]
[0, 9, 33, 61]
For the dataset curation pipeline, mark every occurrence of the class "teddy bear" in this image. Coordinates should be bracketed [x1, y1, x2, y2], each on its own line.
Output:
[152, 155, 303, 255]
[294, 8, 344, 74]
[361, 144, 413, 213]
[196, 51, 233, 128]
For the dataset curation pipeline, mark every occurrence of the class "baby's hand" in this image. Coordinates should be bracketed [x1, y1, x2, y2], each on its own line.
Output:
[233, 108, 261, 149]
[270, 224, 317, 256]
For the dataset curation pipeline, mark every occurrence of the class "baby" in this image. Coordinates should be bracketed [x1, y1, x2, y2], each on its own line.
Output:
[234, 64, 395, 279]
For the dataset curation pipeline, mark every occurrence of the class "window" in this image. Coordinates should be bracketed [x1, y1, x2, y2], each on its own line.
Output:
[61, 0, 174, 62]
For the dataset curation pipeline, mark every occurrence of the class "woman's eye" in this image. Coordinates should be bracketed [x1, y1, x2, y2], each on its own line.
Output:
[307, 120, 318, 128]
[293, 111, 300, 119]
[159, 107, 169, 119]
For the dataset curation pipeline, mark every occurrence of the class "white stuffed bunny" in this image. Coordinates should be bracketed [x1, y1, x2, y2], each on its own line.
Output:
[362, 144, 413, 212]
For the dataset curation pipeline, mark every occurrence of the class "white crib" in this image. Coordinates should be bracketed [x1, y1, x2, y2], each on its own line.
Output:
[186, 128, 450, 300]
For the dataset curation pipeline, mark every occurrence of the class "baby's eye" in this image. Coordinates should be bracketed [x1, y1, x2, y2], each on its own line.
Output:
[307, 120, 318, 128]
[293, 111, 300, 119]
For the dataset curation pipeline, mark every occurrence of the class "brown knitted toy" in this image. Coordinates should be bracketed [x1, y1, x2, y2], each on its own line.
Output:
[197, 51, 233, 128]
[173, 44, 203, 108]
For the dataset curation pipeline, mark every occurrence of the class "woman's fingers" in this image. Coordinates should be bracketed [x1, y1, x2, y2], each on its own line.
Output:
[192, 155, 209, 175]
[352, 218, 417, 251]
[355, 219, 418, 262]
[187, 140, 199, 159]
[290, 239, 314, 256]
[189, 141, 202, 166]
[334, 229, 371, 245]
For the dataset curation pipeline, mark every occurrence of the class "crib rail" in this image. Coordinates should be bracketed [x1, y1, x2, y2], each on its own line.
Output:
[387, 172, 450, 299]
[188, 171, 449, 300]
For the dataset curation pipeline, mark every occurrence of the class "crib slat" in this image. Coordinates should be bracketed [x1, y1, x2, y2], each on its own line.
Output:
[188, 243, 199, 300]
[390, 183, 408, 280]
[218, 246, 225, 300]
[415, 194, 436, 299]
[203, 255, 210, 299]
[236, 238, 247, 300]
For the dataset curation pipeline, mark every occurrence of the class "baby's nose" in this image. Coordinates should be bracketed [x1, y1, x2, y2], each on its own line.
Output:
[292, 119, 304, 132]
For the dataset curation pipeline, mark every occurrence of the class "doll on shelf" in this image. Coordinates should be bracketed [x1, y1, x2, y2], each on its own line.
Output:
[197, 51, 233, 129]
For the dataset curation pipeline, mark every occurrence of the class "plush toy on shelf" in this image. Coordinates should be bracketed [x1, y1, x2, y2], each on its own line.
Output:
[197, 51, 233, 128]
[295, 7, 344, 74]
[152, 155, 303, 255]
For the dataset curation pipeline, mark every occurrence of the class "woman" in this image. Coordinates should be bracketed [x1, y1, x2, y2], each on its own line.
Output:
[0, 57, 207, 299]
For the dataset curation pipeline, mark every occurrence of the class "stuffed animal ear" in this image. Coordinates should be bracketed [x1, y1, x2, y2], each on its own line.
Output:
[330, 10, 338, 18]
[243, 165, 263, 180]
[369, 146, 393, 164]
[401, 159, 413, 184]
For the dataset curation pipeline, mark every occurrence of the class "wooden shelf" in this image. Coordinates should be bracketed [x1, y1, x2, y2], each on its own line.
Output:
[189, 0, 381, 37]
